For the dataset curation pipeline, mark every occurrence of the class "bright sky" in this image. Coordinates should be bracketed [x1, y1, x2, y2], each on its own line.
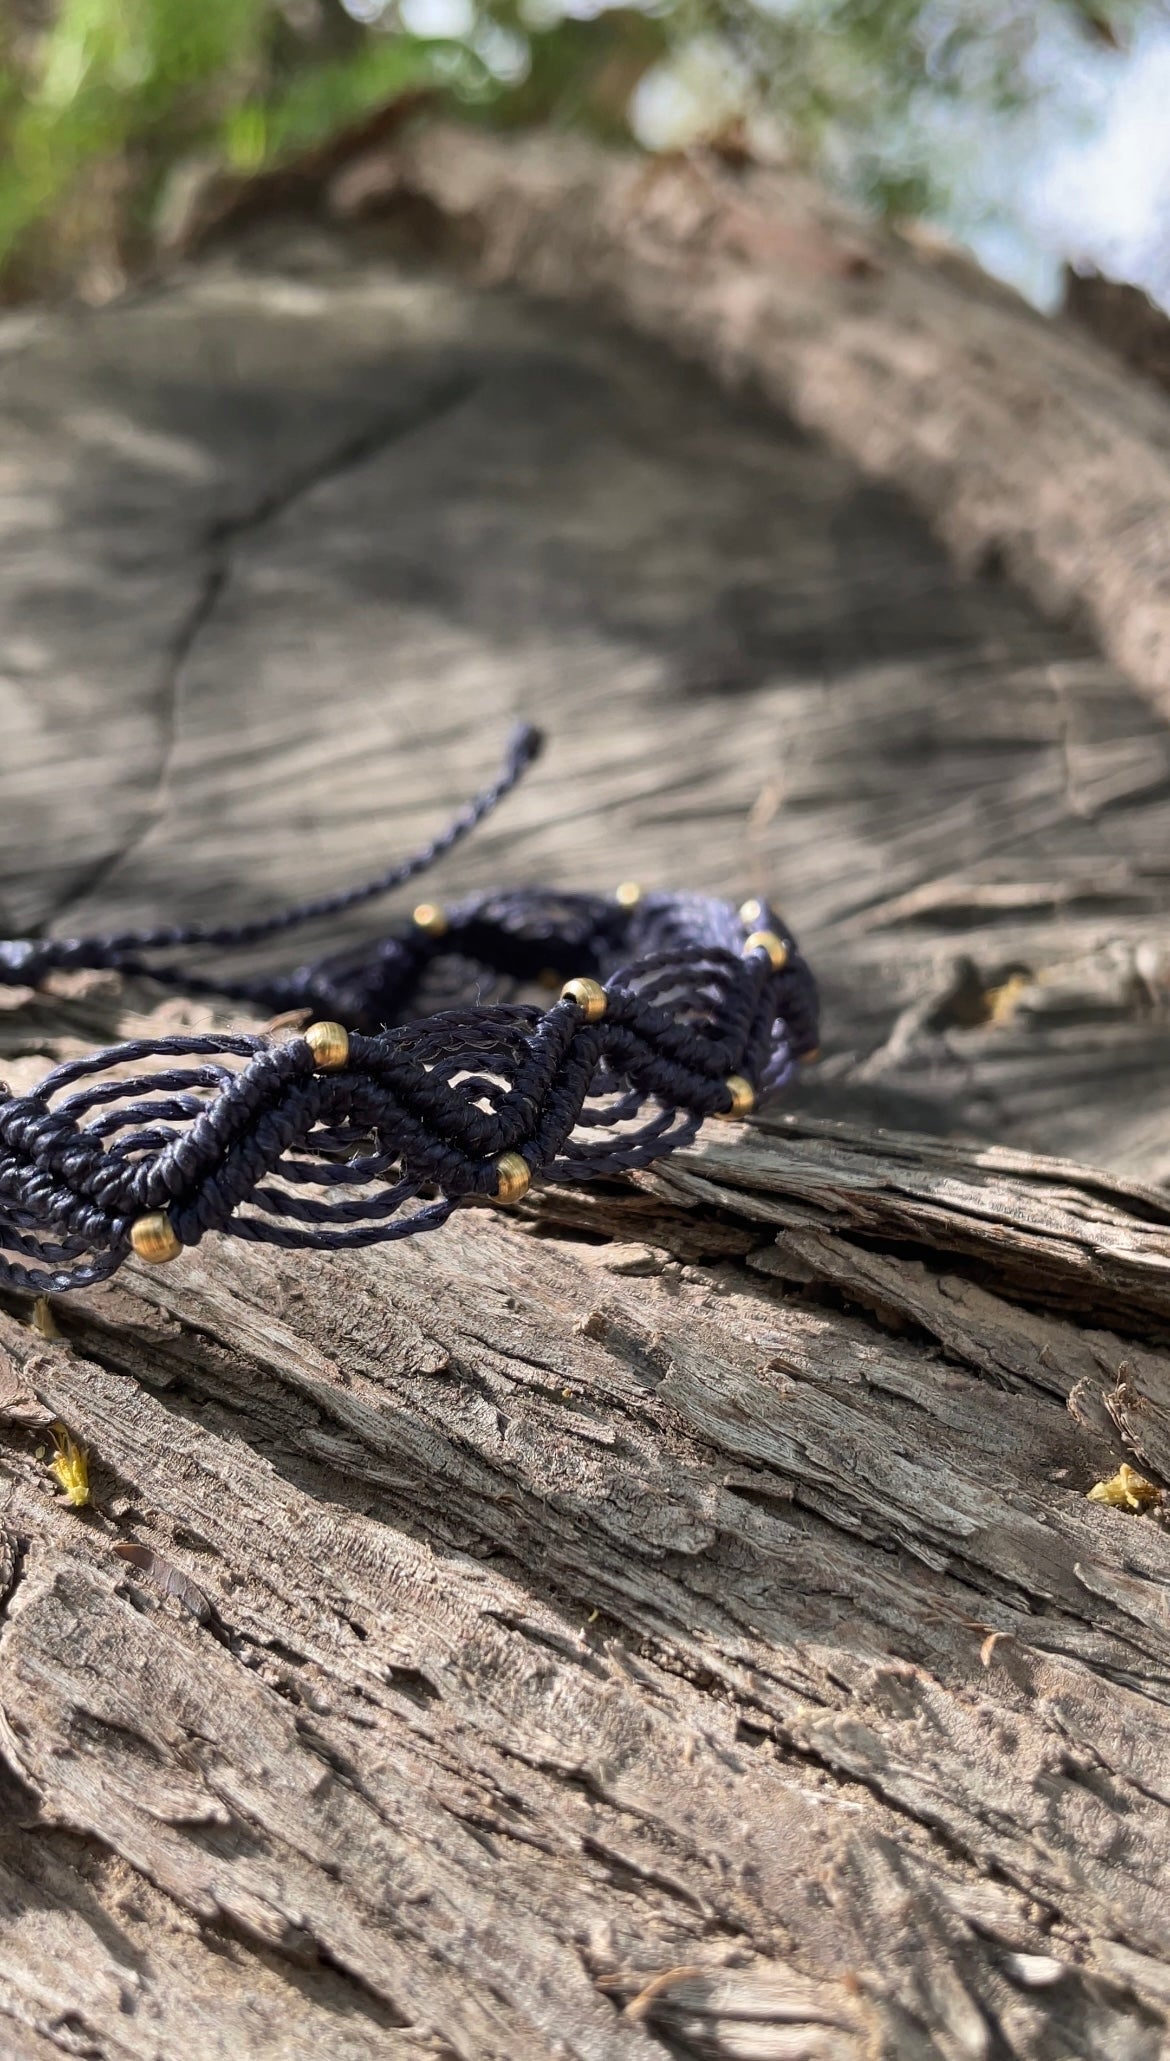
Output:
[964, 15, 1170, 310]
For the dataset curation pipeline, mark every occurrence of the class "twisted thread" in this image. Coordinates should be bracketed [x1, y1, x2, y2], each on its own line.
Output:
[0, 722, 541, 990]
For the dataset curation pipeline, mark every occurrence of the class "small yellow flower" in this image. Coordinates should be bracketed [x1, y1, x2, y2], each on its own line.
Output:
[1086, 1463, 1160, 1513]
[48, 1423, 90, 1509]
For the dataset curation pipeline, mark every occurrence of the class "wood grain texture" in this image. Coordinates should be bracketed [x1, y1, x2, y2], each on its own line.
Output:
[5, 222, 1170, 1177]
[3, 153, 1170, 2057]
[3, 1099, 1170, 2058]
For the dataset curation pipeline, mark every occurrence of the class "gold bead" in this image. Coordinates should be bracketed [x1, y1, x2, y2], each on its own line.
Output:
[739, 898, 765, 928]
[412, 901, 448, 938]
[799, 1045, 821, 1064]
[614, 881, 643, 909]
[560, 976, 607, 1022]
[716, 1075, 756, 1121]
[305, 1020, 350, 1071]
[743, 929, 789, 971]
[492, 1153, 531, 1206]
[131, 1212, 182, 1265]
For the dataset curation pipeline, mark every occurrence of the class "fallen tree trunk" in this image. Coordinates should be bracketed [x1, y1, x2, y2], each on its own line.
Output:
[3, 1092, 1170, 2059]
[3, 119, 1170, 2059]
[345, 121, 1170, 720]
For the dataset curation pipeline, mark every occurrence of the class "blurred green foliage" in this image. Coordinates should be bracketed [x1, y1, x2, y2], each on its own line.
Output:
[0, 0, 1155, 297]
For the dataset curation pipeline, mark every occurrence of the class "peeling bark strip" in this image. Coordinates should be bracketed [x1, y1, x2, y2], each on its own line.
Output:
[366, 123, 1170, 717]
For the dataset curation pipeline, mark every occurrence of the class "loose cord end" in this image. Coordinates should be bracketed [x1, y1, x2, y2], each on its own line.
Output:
[507, 721, 544, 773]
[0, 719, 546, 980]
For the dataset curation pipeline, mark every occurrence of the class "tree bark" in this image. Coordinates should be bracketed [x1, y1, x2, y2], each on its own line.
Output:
[3, 122, 1170, 2060]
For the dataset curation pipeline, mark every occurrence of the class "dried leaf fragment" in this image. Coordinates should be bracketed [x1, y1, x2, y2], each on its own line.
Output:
[1086, 1463, 1160, 1512]
[48, 1423, 90, 1508]
[112, 1542, 212, 1623]
[624, 1966, 707, 2021]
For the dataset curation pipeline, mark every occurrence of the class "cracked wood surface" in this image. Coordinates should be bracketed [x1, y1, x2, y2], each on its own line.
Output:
[7, 211, 1170, 1177]
[3, 166, 1170, 2059]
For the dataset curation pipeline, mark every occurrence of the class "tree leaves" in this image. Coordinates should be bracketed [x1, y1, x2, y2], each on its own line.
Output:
[0, 0, 1152, 298]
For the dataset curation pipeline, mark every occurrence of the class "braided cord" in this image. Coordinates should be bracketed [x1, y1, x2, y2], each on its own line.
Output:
[0, 732, 818, 1293]
[0, 722, 541, 986]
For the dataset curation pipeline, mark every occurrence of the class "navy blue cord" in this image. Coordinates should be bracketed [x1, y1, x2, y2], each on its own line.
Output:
[0, 722, 541, 986]
[0, 728, 818, 1293]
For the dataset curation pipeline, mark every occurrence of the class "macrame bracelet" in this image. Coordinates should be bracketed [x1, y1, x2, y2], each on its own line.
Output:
[0, 726, 818, 1294]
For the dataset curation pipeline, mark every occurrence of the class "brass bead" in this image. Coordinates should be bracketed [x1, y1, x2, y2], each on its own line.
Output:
[743, 929, 789, 972]
[614, 881, 643, 909]
[716, 1075, 756, 1121]
[305, 1020, 350, 1071]
[799, 1045, 821, 1064]
[131, 1212, 182, 1265]
[412, 901, 448, 938]
[492, 1152, 531, 1206]
[560, 976, 607, 1022]
[739, 898, 765, 928]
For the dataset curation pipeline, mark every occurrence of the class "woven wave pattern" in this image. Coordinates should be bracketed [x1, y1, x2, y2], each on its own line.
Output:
[0, 892, 816, 1295]
[0, 729, 818, 1293]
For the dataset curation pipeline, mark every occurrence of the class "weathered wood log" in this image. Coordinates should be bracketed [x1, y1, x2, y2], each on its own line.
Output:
[3, 121, 1170, 2060]
[3, 1093, 1170, 2058]
[359, 121, 1170, 720]
[1065, 269, 1170, 398]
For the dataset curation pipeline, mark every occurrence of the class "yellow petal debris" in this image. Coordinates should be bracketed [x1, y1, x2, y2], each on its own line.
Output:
[1086, 1463, 1160, 1512]
[983, 971, 1032, 1025]
[48, 1423, 91, 1508]
[32, 1295, 60, 1339]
